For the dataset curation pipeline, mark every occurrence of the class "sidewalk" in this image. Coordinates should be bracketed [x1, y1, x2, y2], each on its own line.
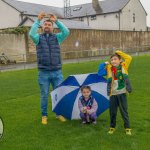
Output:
[0, 51, 150, 72]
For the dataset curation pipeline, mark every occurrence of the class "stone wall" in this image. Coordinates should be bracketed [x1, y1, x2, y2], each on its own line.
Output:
[0, 29, 150, 63]
[0, 33, 27, 62]
[28, 29, 150, 61]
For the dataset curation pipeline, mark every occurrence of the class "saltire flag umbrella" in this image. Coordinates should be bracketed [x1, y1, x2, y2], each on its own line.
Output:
[51, 73, 110, 120]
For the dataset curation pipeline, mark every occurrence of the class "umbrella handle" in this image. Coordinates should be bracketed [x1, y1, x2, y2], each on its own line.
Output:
[86, 114, 90, 122]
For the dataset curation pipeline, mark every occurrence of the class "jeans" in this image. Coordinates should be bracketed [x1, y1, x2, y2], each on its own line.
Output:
[38, 69, 63, 116]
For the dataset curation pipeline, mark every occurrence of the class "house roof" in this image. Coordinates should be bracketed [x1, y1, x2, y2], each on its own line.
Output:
[3, 0, 130, 18]
[2, 0, 147, 19]
[2, 0, 64, 18]
[70, 0, 130, 18]
[20, 16, 91, 29]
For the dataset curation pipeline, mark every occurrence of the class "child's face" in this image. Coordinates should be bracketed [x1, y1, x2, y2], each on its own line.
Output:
[110, 56, 121, 67]
[82, 89, 91, 100]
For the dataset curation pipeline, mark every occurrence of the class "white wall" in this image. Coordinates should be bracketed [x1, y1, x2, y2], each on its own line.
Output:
[88, 13, 119, 30]
[0, 0, 21, 29]
[0, 33, 27, 62]
[72, 13, 119, 30]
[72, 0, 147, 31]
[120, 0, 147, 31]
[22, 19, 33, 27]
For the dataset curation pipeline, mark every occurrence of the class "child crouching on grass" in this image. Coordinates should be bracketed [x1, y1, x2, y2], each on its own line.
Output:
[78, 86, 98, 124]
[98, 50, 132, 135]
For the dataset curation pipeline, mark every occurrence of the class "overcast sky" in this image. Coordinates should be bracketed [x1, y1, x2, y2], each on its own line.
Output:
[17, 0, 150, 26]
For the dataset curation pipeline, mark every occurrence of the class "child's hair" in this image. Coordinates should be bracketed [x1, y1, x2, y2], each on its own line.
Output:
[110, 53, 121, 60]
[80, 86, 91, 92]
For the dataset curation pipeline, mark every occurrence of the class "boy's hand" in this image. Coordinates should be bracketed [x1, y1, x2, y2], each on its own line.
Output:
[38, 12, 46, 21]
[48, 14, 57, 23]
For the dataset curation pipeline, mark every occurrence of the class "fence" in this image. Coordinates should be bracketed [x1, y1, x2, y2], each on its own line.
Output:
[0, 29, 150, 70]
[28, 29, 150, 55]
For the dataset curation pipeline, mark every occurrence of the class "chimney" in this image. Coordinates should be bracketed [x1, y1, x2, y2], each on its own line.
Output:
[92, 0, 102, 13]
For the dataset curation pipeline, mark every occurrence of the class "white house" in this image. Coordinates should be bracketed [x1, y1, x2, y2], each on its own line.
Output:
[0, 0, 90, 30]
[70, 0, 147, 31]
[0, 0, 147, 31]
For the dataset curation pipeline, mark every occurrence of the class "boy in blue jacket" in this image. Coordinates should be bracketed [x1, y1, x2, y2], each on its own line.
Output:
[98, 50, 132, 135]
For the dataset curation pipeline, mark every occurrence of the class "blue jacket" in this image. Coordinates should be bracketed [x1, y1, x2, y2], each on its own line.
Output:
[98, 63, 107, 77]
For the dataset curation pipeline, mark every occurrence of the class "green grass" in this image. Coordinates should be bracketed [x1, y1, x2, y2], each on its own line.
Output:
[0, 55, 150, 150]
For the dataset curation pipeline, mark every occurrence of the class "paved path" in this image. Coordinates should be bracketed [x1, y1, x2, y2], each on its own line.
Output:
[0, 51, 149, 72]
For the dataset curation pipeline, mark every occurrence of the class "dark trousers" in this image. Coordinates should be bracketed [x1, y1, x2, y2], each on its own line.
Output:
[110, 93, 130, 128]
[80, 112, 97, 122]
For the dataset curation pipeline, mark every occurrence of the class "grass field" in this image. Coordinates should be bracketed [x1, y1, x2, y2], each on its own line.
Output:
[0, 55, 150, 150]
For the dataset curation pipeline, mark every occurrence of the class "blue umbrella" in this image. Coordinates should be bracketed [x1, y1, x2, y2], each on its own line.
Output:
[51, 73, 110, 120]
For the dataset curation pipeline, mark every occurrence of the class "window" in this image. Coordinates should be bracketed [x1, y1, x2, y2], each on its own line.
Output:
[73, 7, 82, 11]
[116, 14, 119, 18]
[133, 13, 135, 23]
[91, 15, 97, 20]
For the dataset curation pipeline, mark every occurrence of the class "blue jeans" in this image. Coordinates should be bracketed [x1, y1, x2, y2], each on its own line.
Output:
[38, 69, 63, 116]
